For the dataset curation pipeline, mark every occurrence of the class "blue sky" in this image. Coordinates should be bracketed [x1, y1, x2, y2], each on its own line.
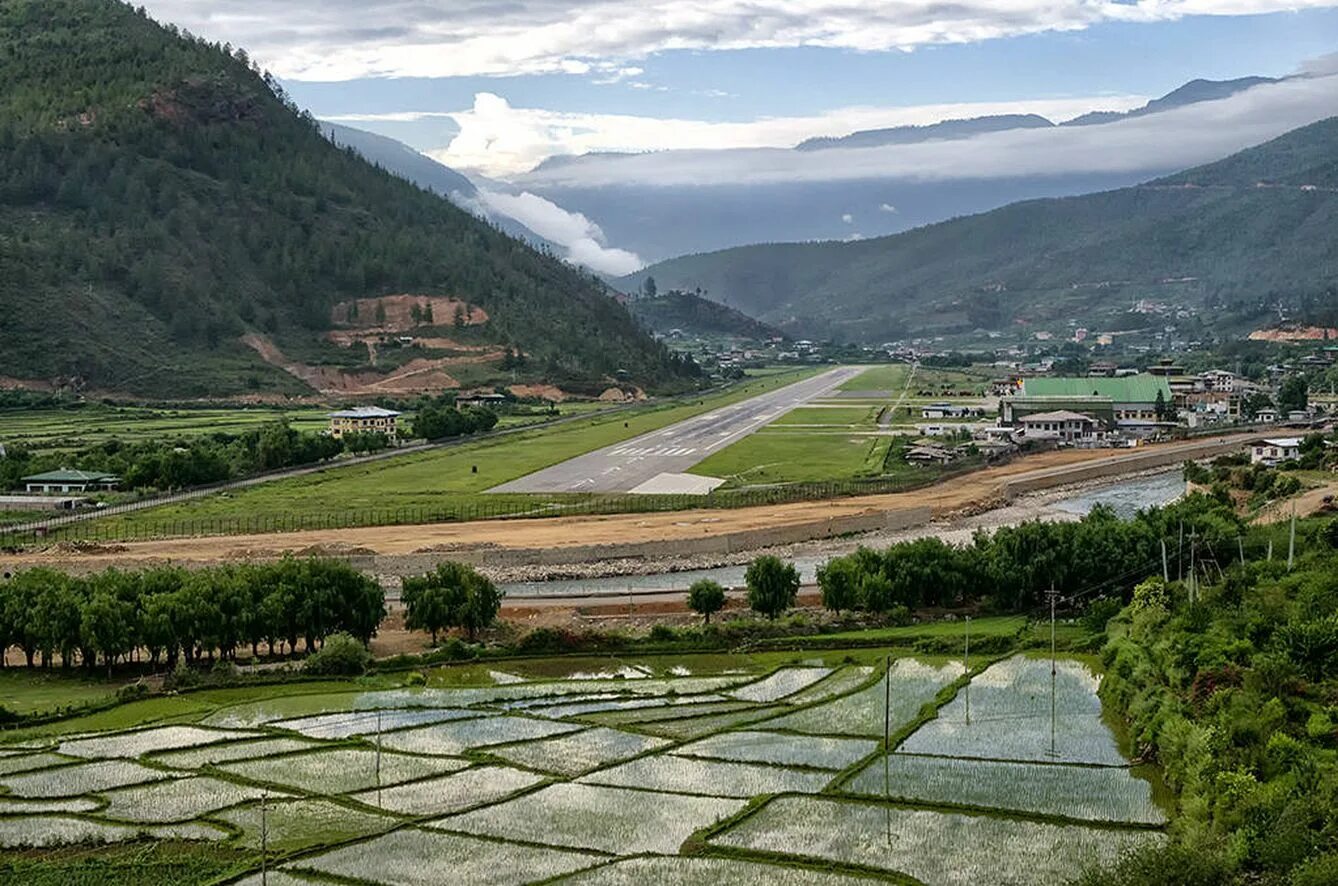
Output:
[141, 1, 1337, 177]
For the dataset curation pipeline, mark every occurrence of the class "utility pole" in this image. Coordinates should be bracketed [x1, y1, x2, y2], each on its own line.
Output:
[883, 654, 893, 848]
[1047, 586, 1059, 758]
[964, 616, 971, 727]
[1288, 502, 1297, 571]
[260, 790, 268, 886]
[1188, 529, 1197, 606]
[1238, 536, 1245, 567]
[1177, 521, 1184, 581]
[1161, 538, 1170, 583]
[1268, 538, 1274, 562]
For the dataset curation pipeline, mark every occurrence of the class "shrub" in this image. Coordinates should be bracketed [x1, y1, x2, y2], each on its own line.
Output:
[1080, 597, 1124, 633]
[116, 681, 150, 703]
[404, 671, 427, 687]
[648, 624, 677, 642]
[303, 632, 372, 676]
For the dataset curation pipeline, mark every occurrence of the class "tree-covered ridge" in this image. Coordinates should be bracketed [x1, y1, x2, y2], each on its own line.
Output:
[0, 0, 691, 396]
[621, 117, 1338, 342]
[627, 289, 783, 339]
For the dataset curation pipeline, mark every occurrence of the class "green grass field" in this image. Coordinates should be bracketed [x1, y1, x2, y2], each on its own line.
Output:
[0, 405, 334, 451]
[689, 430, 898, 486]
[837, 365, 912, 391]
[95, 369, 819, 532]
[769, 406, 878, 427]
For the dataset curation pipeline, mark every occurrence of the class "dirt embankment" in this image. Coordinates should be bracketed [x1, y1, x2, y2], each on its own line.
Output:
[1, 434, 1258, 575]
[1248, 325, 1338, 342]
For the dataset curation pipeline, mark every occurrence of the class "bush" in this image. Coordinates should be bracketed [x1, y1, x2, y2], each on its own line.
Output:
[166, 661, 202, 690]
[303, 632, 372, 676]
[404, 671, 427, 686]
[648, 624, 677, 642]
[116, 681, 150, 703]
[1081, 597, 1124, 633]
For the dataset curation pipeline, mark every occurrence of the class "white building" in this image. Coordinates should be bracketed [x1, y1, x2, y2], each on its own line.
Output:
[1251, 437, 1302, 466]
[1018, 410, 1100, 443]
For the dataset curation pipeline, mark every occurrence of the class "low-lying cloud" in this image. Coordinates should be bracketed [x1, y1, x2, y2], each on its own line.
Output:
[511, 74, 1338, 189]
[330, 93, 1148, 177]
[471, 189, 645, 276]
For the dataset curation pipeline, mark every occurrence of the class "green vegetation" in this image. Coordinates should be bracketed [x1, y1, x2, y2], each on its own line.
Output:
[81, 368, 816, 534]
[687, 579, 727, 624]
[1082, 522, 1338, 884]
[746, 555, 800, 620]
[0, 558, 383, 674]
[0, 401, 331, 450]
[622, 117, 1338, 341]
[0, 0, 695, 396]
[402, 562, 503, 643]
[690, 430, 897, 486]
[627, 289, 782, 339]
[838, 364, 911, 391]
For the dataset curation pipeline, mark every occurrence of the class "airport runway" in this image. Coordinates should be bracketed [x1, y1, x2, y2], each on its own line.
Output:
[488, 366, 864, 494]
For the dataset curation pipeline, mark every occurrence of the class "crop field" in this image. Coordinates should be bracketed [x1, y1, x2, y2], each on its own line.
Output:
[0, 655, 1165, 884]
[0, 405, 333, 452]
[896, 655, 1127, 765]
[708, 795, 1161, 885]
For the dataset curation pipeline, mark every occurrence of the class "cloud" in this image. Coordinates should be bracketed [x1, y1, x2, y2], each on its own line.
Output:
[510, 73, 1338, 188]
[470, 188, 645, 275]
[341, 92, 1150, 177]
[137, 1, 1338, 80]
[841, 213, 854, 224]
[879, 203, 898, 213]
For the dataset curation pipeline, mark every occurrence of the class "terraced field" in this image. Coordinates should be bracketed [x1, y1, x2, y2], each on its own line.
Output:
[0, 656, 1166, 884]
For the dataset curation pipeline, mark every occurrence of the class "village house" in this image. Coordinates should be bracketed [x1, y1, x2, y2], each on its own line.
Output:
[455, 393, 509, 409]
[22, 469, 120, 494]
[327, 406, 401, 440]
[1251, 437, 1302, 466]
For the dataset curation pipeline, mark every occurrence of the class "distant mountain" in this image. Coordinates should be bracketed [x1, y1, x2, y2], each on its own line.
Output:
[0, 0, 694, 397]
[1063, 77, 1280, 126]
[796, 114, 1053, 151]
[322, 122, 477, 198]
[619, 118, 1338, 342]
[518, 75, 1314, 263]
[627, 291, 783, 340]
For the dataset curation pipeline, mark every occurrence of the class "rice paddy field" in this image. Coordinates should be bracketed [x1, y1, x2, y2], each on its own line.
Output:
[0, 654, 1169, 885]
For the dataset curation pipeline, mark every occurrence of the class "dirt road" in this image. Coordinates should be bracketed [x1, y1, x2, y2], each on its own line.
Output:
[1, 434, 1256, 572]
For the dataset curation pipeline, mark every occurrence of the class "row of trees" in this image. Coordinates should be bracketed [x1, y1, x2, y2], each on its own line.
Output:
[0, 420, 386, 494]
[815, 495, 1243, 616]
[410, 403, 498, 442]
[0, 558, 384, 672]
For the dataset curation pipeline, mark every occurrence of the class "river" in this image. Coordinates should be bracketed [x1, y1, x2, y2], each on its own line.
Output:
[499, 469, 1187, 599]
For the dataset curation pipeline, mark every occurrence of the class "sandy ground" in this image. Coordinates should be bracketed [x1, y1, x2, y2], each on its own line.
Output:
[2, 435, 1255, 574]
[1256, 478, 1338, 524]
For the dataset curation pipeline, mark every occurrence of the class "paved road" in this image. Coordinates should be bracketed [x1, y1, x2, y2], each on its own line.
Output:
[489, 366, 864, 494]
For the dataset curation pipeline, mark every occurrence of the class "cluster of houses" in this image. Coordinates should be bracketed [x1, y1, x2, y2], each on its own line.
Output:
[905, 361, 1327, 466]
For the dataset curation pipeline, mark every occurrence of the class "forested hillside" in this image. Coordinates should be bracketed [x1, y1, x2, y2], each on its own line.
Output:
[0, 0, 692, 397]
[622, 118, 1338, 342]
[627, 290, 782, 339]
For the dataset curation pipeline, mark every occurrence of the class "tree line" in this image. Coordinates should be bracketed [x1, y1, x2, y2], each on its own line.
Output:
[815, 495, 1243, 616]
[0, 557, 384, 672]
[0, 420, 388, 494]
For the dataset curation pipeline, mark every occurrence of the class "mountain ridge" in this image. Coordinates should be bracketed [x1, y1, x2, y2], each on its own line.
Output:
[618, 117, 1338, 342]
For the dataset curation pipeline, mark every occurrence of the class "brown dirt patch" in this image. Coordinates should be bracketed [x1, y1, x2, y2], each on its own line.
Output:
[509, 384, 568, 402]
[331, 295, 488, 332]
[241, 333, 464, 395]
[1248, 325, 1338, 342]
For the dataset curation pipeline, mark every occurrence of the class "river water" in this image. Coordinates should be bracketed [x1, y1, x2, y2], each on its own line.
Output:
[499, 470, 1187, 599]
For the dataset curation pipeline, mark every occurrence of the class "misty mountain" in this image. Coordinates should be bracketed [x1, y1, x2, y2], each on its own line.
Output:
[618, 117, 1338, 343]
[795, 114, 1053, 150]
[516, 75, 1320, 264]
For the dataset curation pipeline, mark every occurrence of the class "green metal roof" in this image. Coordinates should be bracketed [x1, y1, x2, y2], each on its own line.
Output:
[1022, 374, 1171, 403]
[22, 469, 120, 483]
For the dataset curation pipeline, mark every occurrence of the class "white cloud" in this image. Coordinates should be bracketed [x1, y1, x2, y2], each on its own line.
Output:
[334, 92, 1150, 177]
[841, 213, 854, 224]
[879, 203, 899, 213]
[470, 189, 645, 275]
[137, 1, 1338, 80]
[510, 73, 1338, 188]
